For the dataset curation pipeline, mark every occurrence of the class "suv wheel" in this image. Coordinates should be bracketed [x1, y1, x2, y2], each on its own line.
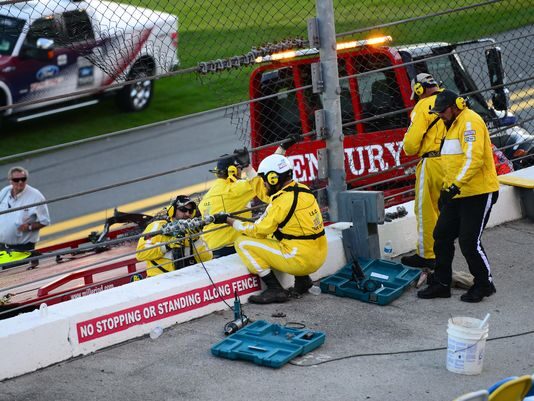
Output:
[116, 65, 154, 112]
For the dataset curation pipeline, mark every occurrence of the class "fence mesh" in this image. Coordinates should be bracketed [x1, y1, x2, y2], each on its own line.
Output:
[0, 0, 533, 200]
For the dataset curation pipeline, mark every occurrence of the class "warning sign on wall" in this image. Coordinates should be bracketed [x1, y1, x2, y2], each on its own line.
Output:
[76, 274, 260, 343]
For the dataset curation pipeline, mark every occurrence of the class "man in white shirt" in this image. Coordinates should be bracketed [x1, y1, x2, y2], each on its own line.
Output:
[0, 166, 50, 252]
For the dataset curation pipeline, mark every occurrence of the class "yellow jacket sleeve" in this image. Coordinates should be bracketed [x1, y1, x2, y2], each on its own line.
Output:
[232, 200, 286, 238]
[452, 118, 487, 189]
[192, 237, 213, 262]
[136, 221, 171, 262]
[403, 100, 433, 156]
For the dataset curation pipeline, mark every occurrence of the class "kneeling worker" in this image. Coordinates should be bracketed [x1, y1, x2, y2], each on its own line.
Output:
[212, 154, 327, 304]
[200, 134, 300, 258]
[136, 195, 212, 277]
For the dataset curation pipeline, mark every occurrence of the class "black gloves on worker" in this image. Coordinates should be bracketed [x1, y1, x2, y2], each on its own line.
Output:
[213, 213, 230, 225]
[438, 184, 461, 209]
[233, 147, 250, 168]
[280, 133, 302, 150]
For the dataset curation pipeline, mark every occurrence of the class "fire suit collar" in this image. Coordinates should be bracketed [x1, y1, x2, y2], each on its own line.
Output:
[269, 180, 296, 201]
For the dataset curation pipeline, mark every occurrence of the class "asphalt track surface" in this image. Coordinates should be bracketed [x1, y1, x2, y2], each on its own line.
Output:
[1, 218, 533, 401]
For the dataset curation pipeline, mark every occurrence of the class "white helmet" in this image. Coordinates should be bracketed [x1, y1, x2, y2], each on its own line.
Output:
[257, 154, 293, 187]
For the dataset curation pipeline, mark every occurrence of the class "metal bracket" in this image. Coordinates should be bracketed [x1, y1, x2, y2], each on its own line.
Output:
[317, 148, 328, 180]
[314, 109, 327, 138]
[311, 62, 324, 93]
[307, 18, 320, 48]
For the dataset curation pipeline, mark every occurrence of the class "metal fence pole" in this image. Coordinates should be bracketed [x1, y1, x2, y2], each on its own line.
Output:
[316, 0, 346, 222]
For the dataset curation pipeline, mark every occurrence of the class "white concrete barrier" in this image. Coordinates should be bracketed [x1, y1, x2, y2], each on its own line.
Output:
[0, 225, 347, 380]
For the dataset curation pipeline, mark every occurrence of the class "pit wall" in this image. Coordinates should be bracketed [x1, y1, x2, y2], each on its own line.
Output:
[1, 170, 530, 380]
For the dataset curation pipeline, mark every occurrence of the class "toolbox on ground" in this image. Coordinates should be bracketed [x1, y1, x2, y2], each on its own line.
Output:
[211, 320, 325, 368]
[319, 257, 421, 305]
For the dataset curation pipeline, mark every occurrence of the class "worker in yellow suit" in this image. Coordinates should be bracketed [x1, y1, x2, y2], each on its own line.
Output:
[200, 135, 300, 258]
[136, 195, 212, 277]
[211, 154, 327, 304]
[402, 73, 446, 269]
[418, 90, 500, 302]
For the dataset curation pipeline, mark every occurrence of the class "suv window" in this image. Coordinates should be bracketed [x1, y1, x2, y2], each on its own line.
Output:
[354, 54, 408, 132]
[0, 16, 25, 55]
[24, 17, 63, 46]
[63, 10, 94, 43]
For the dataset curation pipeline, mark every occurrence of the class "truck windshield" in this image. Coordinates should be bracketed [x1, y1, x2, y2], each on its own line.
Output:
[257, 67, 302, 145]
[0, 16, 24, 55]
[422, 55, 491, 119]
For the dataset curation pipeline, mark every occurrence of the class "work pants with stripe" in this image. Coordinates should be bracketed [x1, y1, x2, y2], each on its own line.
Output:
[234, 235, 327, 277]
[433, 191, 498, 287]
[414, 157, 443, 259]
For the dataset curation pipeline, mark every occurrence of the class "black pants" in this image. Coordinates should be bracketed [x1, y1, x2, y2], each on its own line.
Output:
[433, 191, 498, 287]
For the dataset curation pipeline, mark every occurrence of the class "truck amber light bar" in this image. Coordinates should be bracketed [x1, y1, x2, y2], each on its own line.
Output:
[336, 35, 392, 50]
[255, 35, 392, 63]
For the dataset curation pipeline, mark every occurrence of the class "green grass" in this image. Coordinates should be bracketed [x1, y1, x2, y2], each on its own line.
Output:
[2, 0, 532, 157]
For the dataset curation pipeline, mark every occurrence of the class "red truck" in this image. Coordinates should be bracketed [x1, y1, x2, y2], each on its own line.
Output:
[248, 37, 533, 203]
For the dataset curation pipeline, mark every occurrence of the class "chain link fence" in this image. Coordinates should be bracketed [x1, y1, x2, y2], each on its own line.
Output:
[0, 0, 532, 198]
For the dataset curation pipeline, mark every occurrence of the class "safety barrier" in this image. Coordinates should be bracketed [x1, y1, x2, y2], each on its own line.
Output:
[0, 224, 347, 381]
[1, 169, 531, 381]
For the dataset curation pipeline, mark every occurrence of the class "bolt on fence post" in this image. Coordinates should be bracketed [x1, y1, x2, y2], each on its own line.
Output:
[315, 0, 346, 222]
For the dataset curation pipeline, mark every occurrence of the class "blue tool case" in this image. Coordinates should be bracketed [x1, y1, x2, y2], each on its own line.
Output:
[211, 320, 325, 368]
[320, 257, 421, 305]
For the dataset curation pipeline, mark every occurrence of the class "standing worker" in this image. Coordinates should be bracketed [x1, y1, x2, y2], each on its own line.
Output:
[200, 134, 300, 258]
[417, 90, 500, 302]
[0, 166, 50, 263]
[212, 154, 327, 304]
[401, 73, 445, 269]
[136, 195, 212, 277]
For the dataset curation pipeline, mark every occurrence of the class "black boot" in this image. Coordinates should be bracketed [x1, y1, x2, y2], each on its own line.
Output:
[417, 282, 451, 299]
[249, 272, 290, 304]
[293, 275, 313, 295]
[460, 282, 496, 303]
[401, 254, 435, 269]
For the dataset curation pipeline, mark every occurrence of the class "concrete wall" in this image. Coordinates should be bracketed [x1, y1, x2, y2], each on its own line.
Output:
[0, 225, 347, 380]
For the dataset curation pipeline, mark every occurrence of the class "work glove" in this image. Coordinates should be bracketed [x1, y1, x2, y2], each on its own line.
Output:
[280, 133, 302, 150]
[213, 213, 230, 225]
[438, 184, 460, 210]
[233, 147, 250, 168]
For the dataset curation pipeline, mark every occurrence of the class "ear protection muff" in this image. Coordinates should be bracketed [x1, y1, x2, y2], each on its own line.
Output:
[413, 82, 424, 97]
[227, 165, 238, 179]
[266, 171, 279, 186]
[167, 202, 175, 219]
[455, 96, 466, 110]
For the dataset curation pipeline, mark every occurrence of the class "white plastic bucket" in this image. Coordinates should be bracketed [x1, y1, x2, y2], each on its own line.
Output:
[446, 316, 489, 375]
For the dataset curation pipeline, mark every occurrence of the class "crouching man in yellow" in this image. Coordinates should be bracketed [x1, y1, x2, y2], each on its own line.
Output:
[212, 154, 327, 304]
[136, 195, 212, 277]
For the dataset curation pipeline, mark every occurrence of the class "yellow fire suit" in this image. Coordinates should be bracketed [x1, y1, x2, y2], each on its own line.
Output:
[440, 108, 500, 196]
[403, 94, 446, 259]
[136, 219, 212, 277]
[233, 181, 327, 277]
[199, 176, 269, 253]
[432, 108, 500, 289]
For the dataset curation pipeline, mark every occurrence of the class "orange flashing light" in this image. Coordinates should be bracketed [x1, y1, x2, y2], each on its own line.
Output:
[255, 35, 392, 63]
